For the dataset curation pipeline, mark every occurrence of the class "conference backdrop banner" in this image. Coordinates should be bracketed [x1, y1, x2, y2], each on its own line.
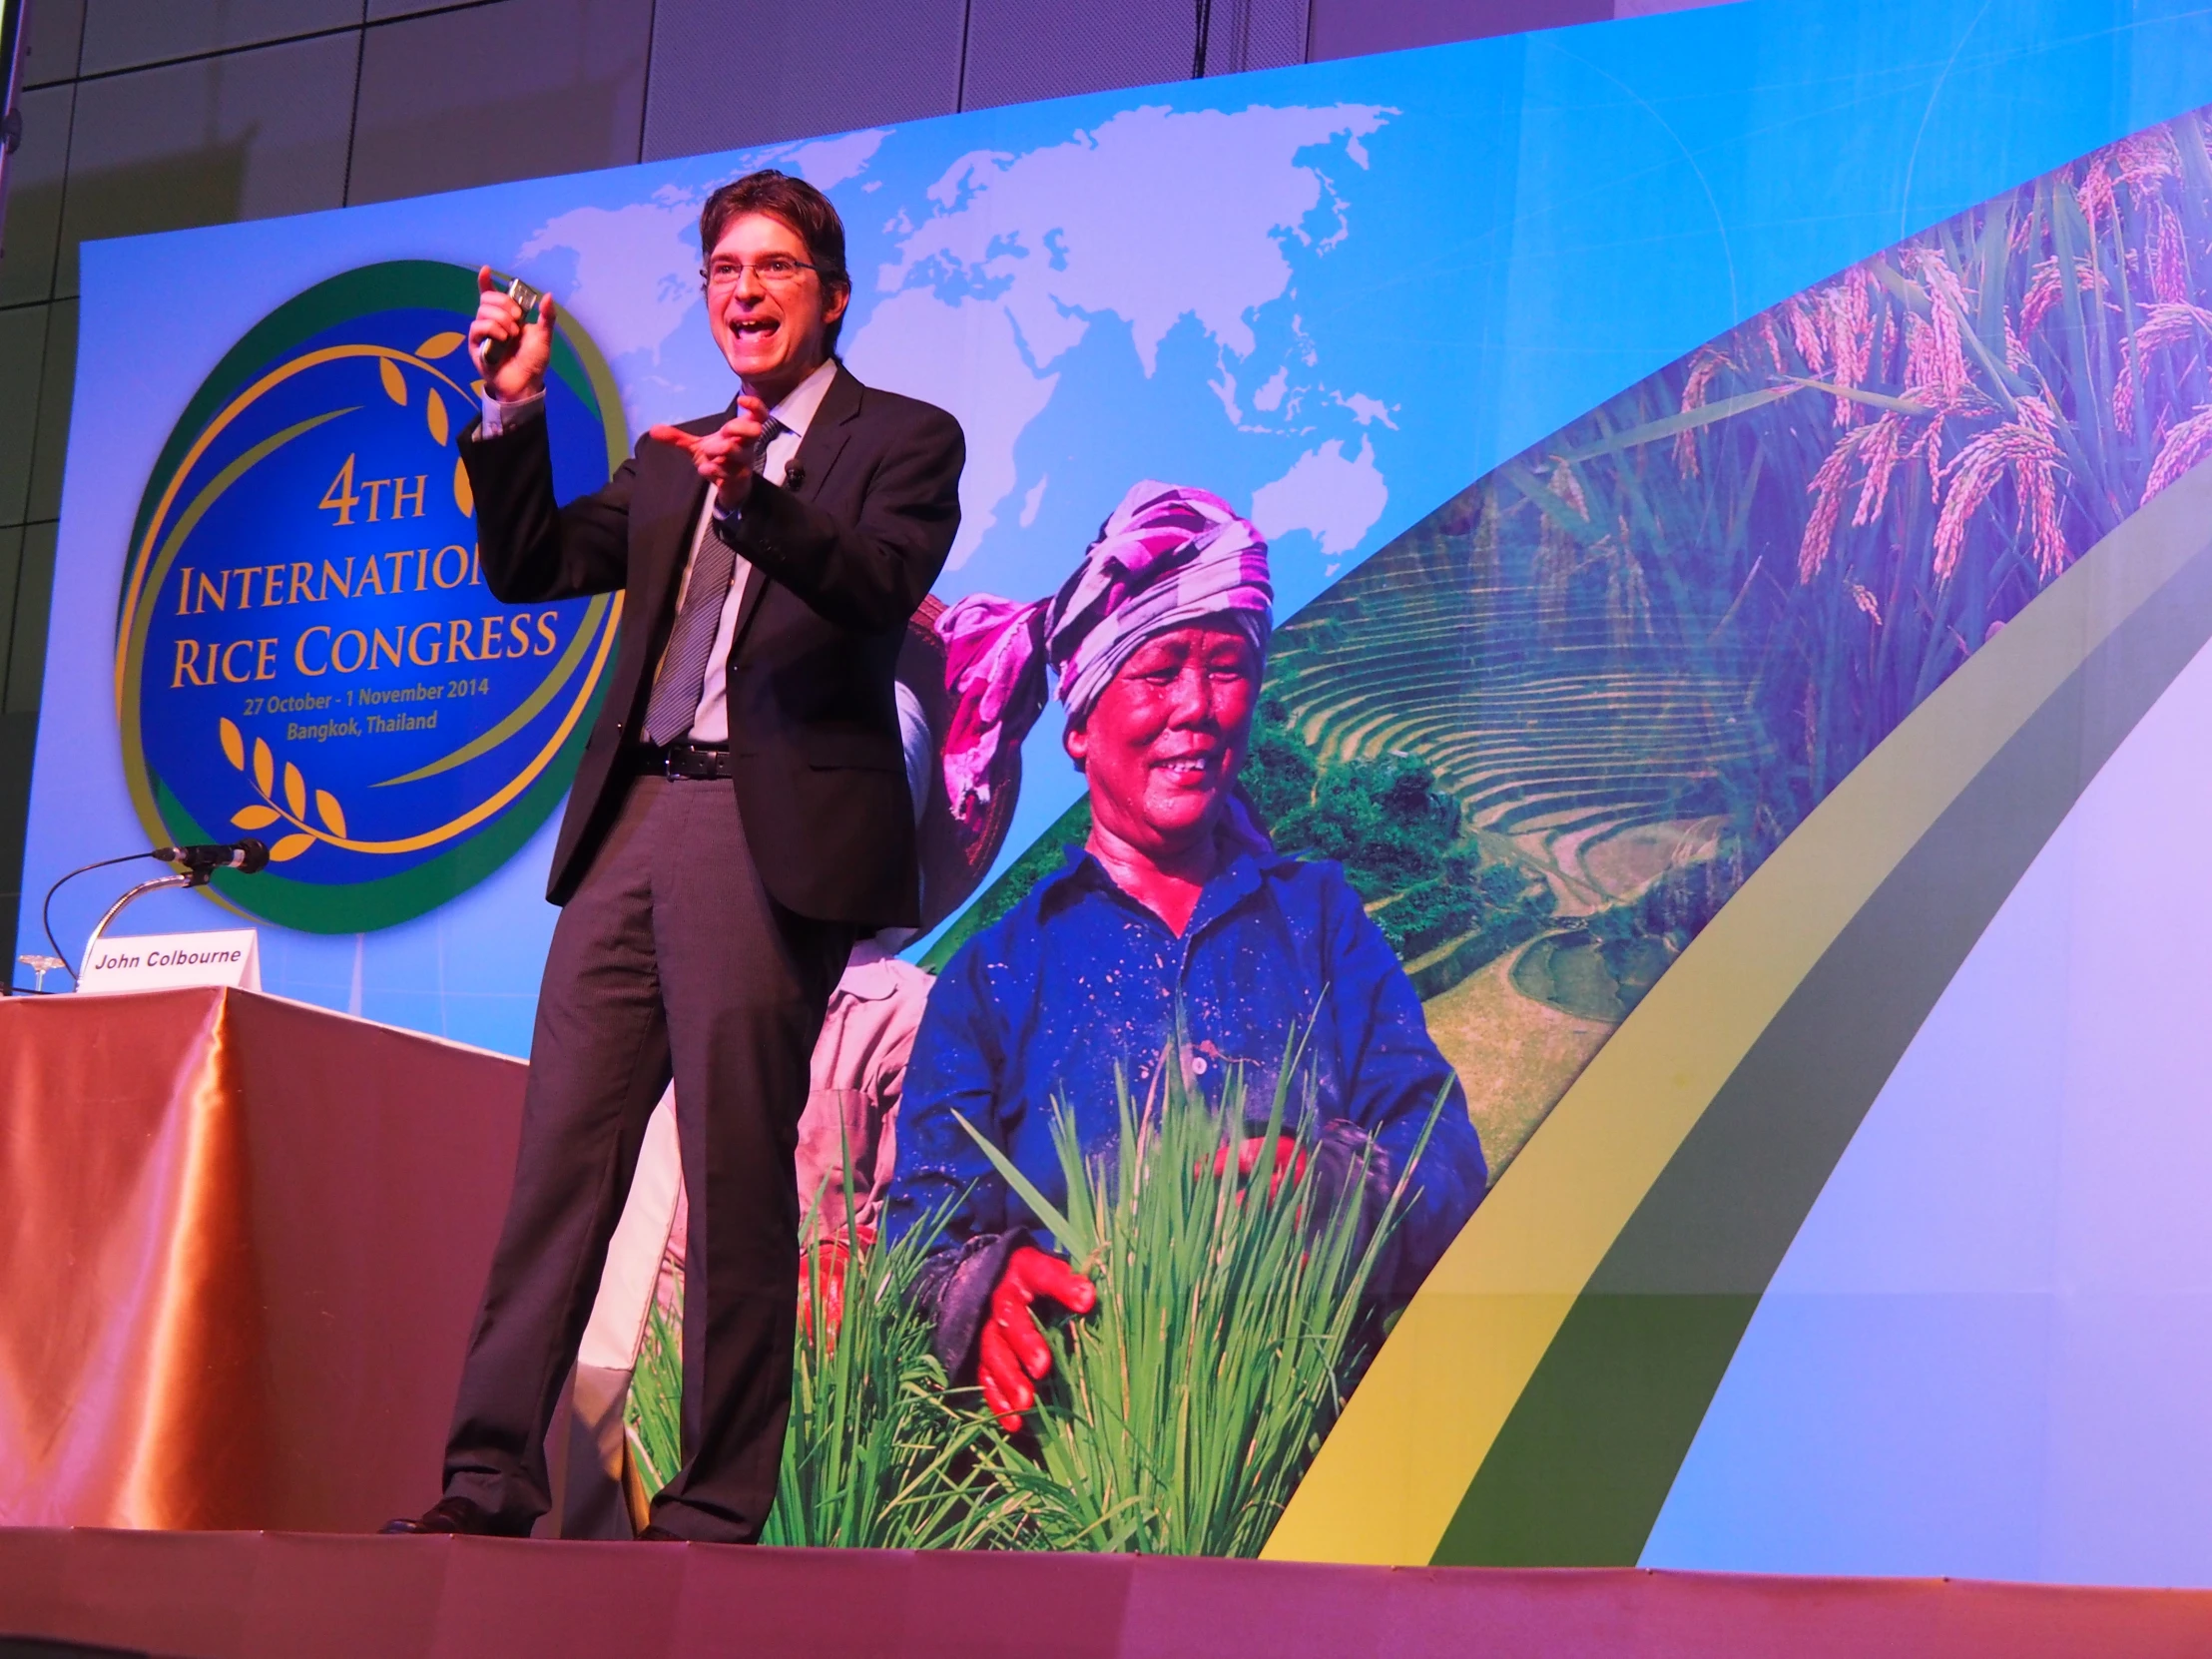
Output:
[22, 0, 2212, 1584]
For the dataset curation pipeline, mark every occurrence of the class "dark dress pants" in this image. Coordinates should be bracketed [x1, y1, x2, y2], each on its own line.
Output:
[442, 772, 852, 1541]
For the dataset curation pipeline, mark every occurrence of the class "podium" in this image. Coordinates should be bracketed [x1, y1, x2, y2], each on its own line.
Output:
[7, 991, 2212, 1656]
[0, 986, 526, 1532]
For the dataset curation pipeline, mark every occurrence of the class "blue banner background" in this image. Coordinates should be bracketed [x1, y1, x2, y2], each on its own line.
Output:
[22, 0, 2212, 1050]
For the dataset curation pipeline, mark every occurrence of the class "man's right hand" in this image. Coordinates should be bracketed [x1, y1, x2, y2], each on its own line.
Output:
[977, 1245, 1096, 1431]
[470, 266, 556, 402]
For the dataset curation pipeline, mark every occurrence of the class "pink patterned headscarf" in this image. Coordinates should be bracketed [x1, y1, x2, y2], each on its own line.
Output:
[934, 481, 1273, 832]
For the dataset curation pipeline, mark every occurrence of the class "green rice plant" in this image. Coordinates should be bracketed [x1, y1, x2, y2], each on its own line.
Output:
[624, 1175, 1019, 1548]
[763, 1190, 1022, 1549]
[955, 1038, 1445, 1556]
[626, 1296, 684, 1493]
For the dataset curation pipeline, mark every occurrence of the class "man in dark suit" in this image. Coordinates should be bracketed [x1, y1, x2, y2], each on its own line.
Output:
[384, 171, 963, 1544]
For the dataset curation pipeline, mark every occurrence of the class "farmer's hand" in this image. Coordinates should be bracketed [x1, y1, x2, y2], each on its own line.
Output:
[648, 395, 770, 510]
[979, 1246, 1095, 1431]
[469, 267, 555, 401]
[1205, 1135, 1308, 1200]
[799, 1237, 852, 1347]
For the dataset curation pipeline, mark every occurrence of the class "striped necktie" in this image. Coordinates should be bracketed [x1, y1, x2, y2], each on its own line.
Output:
[643, 417, 781, 746]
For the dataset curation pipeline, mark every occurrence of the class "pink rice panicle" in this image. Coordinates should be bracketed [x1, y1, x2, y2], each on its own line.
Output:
[2071, 130, 2181, 237]
[2149, 200, 2191, 304]
[2112, 302, 2212, 431]
[2143, 404, 2212, 503]
[1934, 395, 2068, 582]
[1850, 414, 1909, 528]
[2077, 161, 2119, 233]
[1760, 313, 1787, 376]
[1902, 304, 1971, 410]
[1664, 109, 2212, 629]
[1798, 425, 1864, 580]
[2019, 257, 2110, 340]
[1912, 411, 1950, 497]
[2112, 129, 2182, 192]
[1822, 271, 1879, 425]
[1675, 348, 1731, 477]
[1548, 455, 1590, 520]
[1785, 296, 1828, 376]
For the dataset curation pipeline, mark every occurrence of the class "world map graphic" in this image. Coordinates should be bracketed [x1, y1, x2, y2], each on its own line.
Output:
[519, 104, 1401, 608]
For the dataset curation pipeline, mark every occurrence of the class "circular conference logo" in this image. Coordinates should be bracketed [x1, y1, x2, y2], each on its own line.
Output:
[116, 261, 628, 932]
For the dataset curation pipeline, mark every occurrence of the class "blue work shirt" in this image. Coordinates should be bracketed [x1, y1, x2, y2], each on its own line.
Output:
[888, 844, 1487, 1300]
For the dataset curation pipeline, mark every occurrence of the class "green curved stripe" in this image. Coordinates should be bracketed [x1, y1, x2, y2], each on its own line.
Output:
[121, 402, 356, 717]
[152, 407, 357, 581]
[1263, 455, 2212, 1566]
[372, 592, 608, 786]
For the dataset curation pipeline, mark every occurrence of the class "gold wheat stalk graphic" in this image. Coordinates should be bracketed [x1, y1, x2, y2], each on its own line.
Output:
[377, 328, 478, 518]
[219, 718, 347, 862]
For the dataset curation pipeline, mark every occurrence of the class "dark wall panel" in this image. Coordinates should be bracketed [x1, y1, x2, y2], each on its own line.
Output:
[348, 0, 652, 204]
[1309, 0, 1608, 61]
[0, 539, 28, 907]
[0, 709, 33, 914]
[56, 33, 361, 298]
[0, 527, 21, 686]
[23, 300, 73, 526]
[78, 0, 366, 77]
[366, 0, 482, 18]
[1202, 0, 1311, 76]
[3, 516, 54, 916]
[0, 308, 48, 527]
[642, 0, 966, 160]
[20, 0, 85, 88]
[961, 0, 1199, 112]
[0, 84, 74, 306]
[5, 523, 56, 716]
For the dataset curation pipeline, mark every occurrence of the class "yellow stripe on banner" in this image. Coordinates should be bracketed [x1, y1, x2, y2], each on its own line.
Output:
[1262, 457, 2212, 1566]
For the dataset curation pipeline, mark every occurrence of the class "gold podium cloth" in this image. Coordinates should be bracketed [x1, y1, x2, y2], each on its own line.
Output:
[0, 986, 525, 1530]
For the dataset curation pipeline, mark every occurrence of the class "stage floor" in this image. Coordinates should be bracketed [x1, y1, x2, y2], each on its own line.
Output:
[4, 1529, 2211, 1658]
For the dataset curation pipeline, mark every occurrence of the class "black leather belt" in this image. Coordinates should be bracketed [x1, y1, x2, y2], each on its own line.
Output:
[628, 741, 733, 780]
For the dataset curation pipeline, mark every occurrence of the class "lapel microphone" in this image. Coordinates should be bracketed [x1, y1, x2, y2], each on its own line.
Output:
[783, 462, 806, 491]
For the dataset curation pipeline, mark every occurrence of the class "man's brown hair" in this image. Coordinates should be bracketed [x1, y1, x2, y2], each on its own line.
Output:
[699, 170, 852, 350]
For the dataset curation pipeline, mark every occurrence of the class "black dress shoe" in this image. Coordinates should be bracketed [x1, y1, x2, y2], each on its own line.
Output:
[635, 1523, 688, 1542]
[379, 1495, 515, 1536]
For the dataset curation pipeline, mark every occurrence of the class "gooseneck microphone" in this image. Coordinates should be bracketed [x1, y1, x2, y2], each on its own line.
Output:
[31, 839, 272, 990]
[152, 838, 272, 874]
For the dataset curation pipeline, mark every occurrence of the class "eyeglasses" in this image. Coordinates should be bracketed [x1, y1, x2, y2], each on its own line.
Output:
[701, 256, 818, 290]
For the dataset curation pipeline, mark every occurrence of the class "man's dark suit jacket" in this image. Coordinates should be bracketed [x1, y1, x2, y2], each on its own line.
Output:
[460, 363, 963, 929]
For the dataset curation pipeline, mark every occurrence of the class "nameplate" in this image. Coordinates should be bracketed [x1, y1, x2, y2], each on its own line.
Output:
[79, 929, 262, 994]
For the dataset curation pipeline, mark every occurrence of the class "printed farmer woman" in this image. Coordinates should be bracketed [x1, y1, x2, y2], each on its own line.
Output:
[886, 480, 1488, 1429]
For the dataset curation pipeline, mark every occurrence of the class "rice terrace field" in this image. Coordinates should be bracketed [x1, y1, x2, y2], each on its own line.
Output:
[1268, 511, 1757, 908]
[1258, 494, 1765, 1166]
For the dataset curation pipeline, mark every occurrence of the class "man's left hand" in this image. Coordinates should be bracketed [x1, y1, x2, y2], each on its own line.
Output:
[648, 394, 771, 509]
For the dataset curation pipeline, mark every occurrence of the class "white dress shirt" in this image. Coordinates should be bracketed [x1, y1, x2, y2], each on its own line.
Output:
[481, 356, 840, 746]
